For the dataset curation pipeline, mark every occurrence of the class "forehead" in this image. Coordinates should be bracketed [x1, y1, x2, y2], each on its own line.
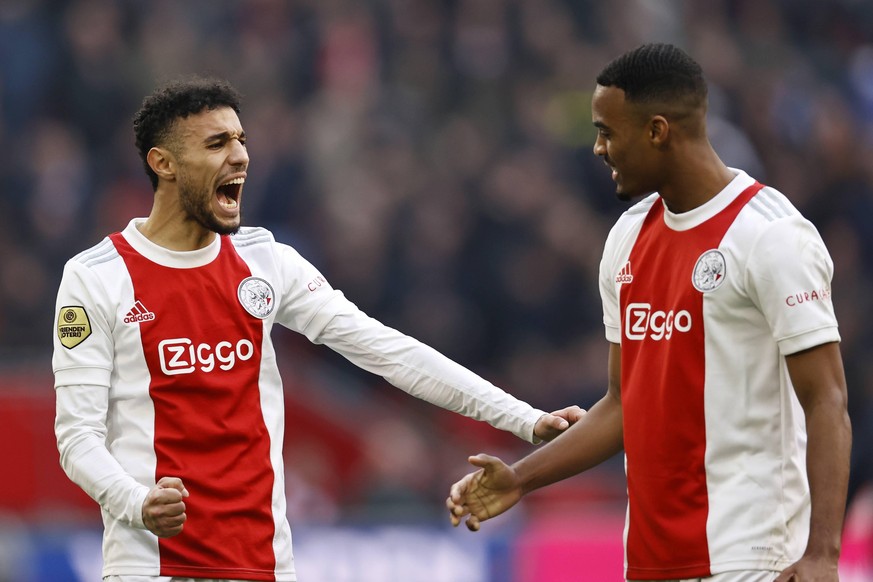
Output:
[173, 106, 242, 142]
[592, 84, 635, 126]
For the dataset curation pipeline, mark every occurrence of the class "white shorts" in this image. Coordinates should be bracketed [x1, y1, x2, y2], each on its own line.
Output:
[630, 571, 778, 582]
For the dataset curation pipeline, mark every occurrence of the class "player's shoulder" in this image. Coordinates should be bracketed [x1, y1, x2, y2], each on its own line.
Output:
[735, 182, 823, 246]
[734, 183, 830, 269]
[228, 226, 315, 267]
[607, 193, 659, 237]
[68, 236, 119, 269]
[742, 183, 803, 226]
[230, 225, 276, 248]
[626, 192, 660, 216]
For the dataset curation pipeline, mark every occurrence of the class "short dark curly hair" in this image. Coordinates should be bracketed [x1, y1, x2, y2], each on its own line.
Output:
[133, 76, 242, 190]
[596, 43, 707, 112]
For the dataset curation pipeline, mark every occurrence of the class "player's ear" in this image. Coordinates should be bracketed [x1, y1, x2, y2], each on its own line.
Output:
[649, 115, 669, 146]
[147, 147, 177, 182]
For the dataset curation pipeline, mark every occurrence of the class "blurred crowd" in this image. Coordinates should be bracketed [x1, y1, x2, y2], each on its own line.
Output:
[2, 0, 873, 525]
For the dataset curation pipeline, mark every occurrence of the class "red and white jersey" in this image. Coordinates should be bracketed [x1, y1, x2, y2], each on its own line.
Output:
[53, 219, 546, 581]
[598, 170, 840, 580]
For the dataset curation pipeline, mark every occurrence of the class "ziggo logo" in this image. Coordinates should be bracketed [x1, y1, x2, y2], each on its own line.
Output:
[158, 338, 255, 375]
[624, 303, 692, 341]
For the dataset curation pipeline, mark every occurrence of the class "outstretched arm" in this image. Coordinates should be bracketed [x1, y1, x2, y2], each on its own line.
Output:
[448, 343, 623, 530]
[315, 307, 583, 443]
[776, 342, 851, 582]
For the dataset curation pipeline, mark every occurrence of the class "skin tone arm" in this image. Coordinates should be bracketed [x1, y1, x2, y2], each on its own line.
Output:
[447, 343, 623, 530]
[776, 341, 851, 582]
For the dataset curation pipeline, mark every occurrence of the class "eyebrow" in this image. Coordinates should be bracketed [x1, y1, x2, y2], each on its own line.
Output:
[202, 130, 246, 144]
[593, 121, 609, 130]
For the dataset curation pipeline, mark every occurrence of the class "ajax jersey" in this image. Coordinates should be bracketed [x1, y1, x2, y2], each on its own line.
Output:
[54, 220, 547, 580]
[598, 170, 840, 580]
[54, 224, 318, 580]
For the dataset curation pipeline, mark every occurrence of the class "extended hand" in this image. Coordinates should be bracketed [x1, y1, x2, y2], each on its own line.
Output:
[533, 406, 586, 441]
[142, 476, 189, 538]
[446, 453, 522, 532]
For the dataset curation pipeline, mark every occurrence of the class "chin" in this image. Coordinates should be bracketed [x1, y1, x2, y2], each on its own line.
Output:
[200, 214, 241, 236]
[218, 225, 241, 236]
[215, 221, 241, 236]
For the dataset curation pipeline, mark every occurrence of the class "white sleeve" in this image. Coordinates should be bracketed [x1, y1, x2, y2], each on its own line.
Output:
[53, 259, 114, 387]
[268, 241, 546, 442]
[55, 384, 149, 529]
[746, 216, 841, 355]
[599, 222, 624, 344]
[599, 237, 621, 344]
[312, 300, 547, 443]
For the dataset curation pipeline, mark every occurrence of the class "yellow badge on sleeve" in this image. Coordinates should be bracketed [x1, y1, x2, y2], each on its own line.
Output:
[57, 306, 92, 349]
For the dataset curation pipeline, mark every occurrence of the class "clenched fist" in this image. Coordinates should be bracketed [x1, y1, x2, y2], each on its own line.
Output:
[142, 476, 189, 538]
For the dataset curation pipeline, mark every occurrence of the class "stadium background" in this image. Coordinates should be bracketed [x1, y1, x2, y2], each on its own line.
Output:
[0, 0, 872, 580]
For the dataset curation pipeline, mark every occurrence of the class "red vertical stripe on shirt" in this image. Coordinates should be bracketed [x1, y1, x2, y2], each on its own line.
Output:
[621, 184, 762, 580]
[111, 233, 277, 581]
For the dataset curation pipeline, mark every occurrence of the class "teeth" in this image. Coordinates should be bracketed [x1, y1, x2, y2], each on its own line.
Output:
[221, 177, 245, 186]
[222, 199, 238, 209]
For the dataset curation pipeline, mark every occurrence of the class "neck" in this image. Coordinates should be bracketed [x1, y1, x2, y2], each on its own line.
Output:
[658, 144, 734, 214]
[138, 188, 216, 251]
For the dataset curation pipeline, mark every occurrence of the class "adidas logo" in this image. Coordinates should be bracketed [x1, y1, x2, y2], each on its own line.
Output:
[615, 261, 634, 284]
[124, 300, 156, 324]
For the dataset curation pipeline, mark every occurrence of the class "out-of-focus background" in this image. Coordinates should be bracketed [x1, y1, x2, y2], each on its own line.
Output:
[1, 0, 872, 580]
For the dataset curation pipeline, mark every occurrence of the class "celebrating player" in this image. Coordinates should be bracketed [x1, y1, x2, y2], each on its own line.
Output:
[446, 43, 851, 582]
[52, 77, 582, 581]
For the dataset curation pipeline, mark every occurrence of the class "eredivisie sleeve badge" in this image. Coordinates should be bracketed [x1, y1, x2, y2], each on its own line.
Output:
[57, 306, 92, 349]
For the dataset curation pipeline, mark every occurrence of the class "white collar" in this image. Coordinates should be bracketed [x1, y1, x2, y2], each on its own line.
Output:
[120, 218, 222, 268]
[662, 168, 755, 231]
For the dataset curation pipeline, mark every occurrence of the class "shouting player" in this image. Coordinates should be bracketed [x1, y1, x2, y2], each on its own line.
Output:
[52, 77, 582, 581]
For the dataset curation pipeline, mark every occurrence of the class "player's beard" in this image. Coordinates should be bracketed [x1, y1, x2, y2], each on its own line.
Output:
[178, 174, 241, 236]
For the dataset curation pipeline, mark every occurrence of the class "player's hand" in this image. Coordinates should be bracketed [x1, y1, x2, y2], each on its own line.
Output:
[533, 406, 586, 441]
[774, 554, 839, 581]
[446, 453, 522, 532]
[142, 476, 189, 538]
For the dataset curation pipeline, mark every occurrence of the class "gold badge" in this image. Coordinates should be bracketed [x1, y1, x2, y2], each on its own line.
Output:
[57, 306, 92, 349]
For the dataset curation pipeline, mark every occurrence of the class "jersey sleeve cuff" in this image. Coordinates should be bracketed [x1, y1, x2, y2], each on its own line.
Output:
[604, 324, 621, 344]
[778, 326, 841, 356]
[54, 366, 112, 389]
[128, 485, 150, 530]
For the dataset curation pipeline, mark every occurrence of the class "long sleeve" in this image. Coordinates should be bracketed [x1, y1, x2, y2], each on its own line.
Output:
[313, 304, 546, 443]
[55, 383, 149, 529]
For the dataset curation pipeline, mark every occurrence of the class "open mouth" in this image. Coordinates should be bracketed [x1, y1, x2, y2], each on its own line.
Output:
[217, 177, 244, 210]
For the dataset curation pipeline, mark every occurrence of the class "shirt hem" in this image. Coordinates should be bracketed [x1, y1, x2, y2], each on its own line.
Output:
[626, 558, 791, 580]
[102, 564, 296, 581]
[159, 565, 294, 581]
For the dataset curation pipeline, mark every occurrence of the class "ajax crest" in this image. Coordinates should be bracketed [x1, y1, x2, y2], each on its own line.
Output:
[692, 249, 727, 292]
[238, 276, 275, 319]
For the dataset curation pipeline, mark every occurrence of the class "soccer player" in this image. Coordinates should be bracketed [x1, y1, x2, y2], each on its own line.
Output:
[52, 77, 583, 581]
[446, 43, 851, 582]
